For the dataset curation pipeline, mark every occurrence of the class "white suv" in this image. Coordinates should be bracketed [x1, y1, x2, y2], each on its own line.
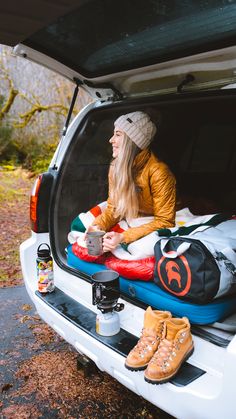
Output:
[2, 1, 236, 418]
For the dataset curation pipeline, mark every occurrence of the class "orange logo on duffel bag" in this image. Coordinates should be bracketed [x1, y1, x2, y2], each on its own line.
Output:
[165, 261, 182, 288]
[157, 254, 192, 297]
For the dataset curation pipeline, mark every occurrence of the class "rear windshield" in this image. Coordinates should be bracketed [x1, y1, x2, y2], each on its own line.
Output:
[24, 0, 236, 78]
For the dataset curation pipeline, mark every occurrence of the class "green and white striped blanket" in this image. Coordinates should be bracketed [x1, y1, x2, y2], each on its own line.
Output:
[68, 203, 230, 260]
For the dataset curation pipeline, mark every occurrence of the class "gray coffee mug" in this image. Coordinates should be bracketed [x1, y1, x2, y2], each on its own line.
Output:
[86, 230, 105, 256]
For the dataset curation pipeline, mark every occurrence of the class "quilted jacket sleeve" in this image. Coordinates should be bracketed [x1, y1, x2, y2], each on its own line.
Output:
[122, 166, 176, 244]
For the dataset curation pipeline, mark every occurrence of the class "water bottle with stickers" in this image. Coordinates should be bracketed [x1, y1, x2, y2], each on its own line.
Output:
[37, 243, 55, 293]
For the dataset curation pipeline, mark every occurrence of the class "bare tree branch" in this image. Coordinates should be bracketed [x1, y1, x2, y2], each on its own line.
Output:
[13, 103, 70, 128]
[0, 65, 19, 120]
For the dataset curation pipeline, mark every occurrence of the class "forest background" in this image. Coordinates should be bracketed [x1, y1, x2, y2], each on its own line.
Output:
[0, 44, 92, 285]
[0, 45, 91, 173]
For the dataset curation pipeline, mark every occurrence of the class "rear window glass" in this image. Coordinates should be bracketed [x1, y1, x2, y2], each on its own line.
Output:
[25, 0, 236, 78]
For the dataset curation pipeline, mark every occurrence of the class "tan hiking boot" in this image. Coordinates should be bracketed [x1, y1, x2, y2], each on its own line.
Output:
[125, 306, 171, 371]
[144, 317, 194, 384]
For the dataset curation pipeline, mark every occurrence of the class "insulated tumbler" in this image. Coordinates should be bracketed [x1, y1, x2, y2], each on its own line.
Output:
[86, 230, 105, 255]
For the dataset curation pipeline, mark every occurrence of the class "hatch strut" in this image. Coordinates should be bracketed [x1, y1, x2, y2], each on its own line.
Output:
[52, 78, 82, 170]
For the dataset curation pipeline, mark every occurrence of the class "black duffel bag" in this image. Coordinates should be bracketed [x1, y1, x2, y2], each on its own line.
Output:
[154, 236, 236, 304]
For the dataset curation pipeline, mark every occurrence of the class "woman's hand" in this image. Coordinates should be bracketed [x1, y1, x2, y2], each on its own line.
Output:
[103, 231, 124, 252]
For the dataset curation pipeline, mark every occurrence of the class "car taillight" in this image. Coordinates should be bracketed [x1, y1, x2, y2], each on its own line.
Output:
[30, 175, 43, 232]
[30, 172, 54, 233]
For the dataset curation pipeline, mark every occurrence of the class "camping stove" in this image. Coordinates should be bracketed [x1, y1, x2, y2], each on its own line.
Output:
[91, 270, 124, 336]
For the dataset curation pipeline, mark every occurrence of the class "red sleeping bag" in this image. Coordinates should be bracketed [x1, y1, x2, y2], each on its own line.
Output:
[72, 243, 106, 264]
[104, 254, 155, 281]
[71, 243, 155, 281]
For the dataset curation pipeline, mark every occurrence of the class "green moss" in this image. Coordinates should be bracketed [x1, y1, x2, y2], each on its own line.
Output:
[2, 164, 16, 170]
[0, 105, 59, 174]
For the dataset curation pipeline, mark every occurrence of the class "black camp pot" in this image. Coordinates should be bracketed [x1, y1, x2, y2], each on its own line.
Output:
[91, 270, 123, 313]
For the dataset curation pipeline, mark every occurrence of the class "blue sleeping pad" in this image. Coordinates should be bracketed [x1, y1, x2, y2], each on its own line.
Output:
[67, 245, 236, 325]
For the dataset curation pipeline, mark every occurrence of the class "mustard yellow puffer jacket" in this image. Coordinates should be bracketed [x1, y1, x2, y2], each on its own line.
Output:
[94, 149, 176, 244]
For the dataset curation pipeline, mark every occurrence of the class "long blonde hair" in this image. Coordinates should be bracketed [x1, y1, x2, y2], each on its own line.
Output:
[110, 133, 140, 220]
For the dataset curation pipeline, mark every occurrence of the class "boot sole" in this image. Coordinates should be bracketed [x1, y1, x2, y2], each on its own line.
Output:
[125, 362, 148, 372]
[144, 345, 194, 385]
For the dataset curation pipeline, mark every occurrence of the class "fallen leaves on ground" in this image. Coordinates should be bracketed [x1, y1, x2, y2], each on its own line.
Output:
[1, 383, 13, 393]
[0, 168, 34, 287]
[1, 403, 41, 419]
[19, 315, 32, 324]
[14, 350, 161, 419]
[22, 304, 32, 311]
[16, 310, 63, 347]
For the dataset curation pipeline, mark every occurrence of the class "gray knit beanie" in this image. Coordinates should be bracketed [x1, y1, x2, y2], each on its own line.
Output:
[114, 111, 157, 149]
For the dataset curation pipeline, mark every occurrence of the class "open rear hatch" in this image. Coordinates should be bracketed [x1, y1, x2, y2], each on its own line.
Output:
[2, 0, 236, 99]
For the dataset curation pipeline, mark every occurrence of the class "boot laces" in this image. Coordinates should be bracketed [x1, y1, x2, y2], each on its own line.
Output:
[132, 323, 163, 355]
[149, 338, 174, 366]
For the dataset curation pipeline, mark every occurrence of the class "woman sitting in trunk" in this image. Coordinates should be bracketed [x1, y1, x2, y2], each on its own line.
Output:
[86, 111, 176, 252]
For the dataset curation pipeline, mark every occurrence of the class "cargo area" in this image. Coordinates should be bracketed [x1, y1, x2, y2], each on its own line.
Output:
[52, 91, 236, 262]
[46, 91, 235, 329]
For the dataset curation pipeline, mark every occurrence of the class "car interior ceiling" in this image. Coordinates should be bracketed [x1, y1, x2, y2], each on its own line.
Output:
[53, 93, 236, 259]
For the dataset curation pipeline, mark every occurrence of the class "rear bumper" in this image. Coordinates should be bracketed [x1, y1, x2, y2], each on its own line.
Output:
[20, 234, 236, 419]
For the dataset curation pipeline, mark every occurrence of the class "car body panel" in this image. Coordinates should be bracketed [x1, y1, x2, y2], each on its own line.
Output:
[20, 228, 236, 419]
